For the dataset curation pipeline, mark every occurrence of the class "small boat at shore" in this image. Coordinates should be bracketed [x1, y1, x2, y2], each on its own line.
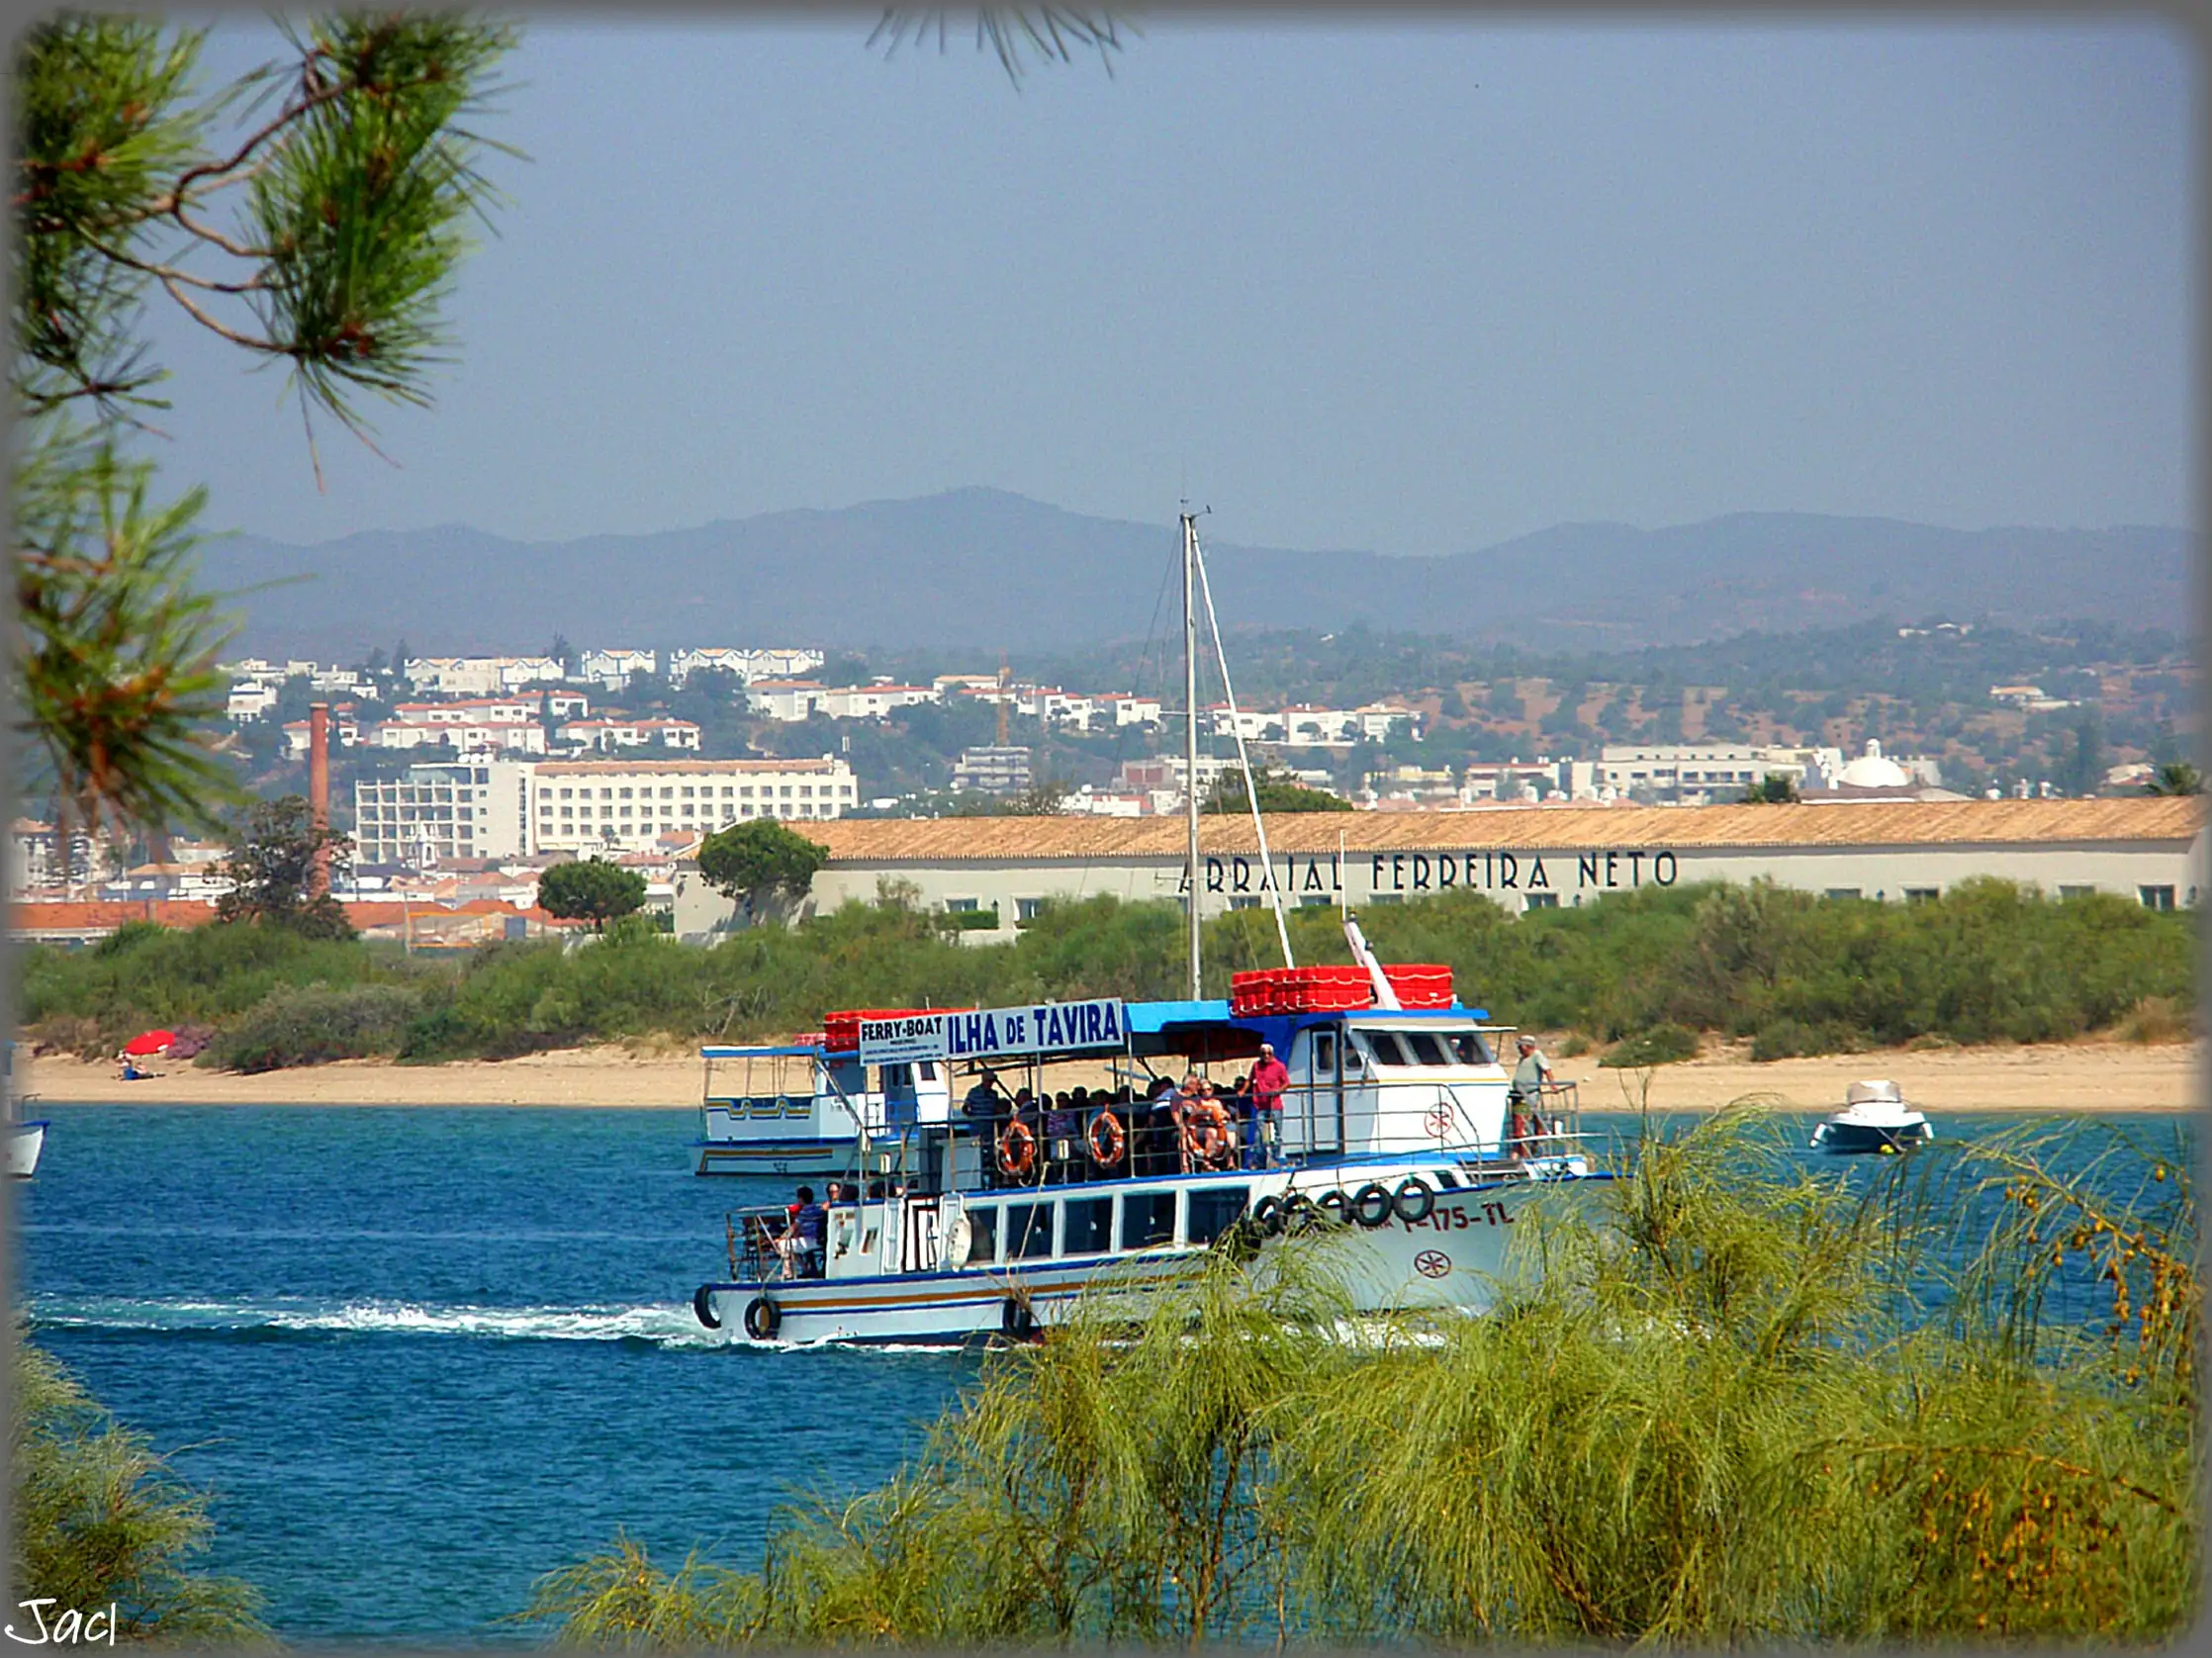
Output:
[6, 1043, 47, 1178]
[1809, 1079, 1932, 1155]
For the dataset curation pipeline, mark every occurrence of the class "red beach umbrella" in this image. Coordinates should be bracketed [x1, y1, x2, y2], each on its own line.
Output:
[123, 1029, 177, 1057]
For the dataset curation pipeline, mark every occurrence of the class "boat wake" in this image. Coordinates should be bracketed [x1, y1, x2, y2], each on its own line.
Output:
[29, 1293, 736, 1350]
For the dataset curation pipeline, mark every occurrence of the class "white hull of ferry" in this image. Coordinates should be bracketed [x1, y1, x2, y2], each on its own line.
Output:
[694, 1163, 1600, 1346]
[7, 1121, 46, 1179]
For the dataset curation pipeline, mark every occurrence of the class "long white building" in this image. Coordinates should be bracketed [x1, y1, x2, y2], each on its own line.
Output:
[353, 755, 860, 867]
[529, 756, 859, 855]
[672, 798, 2207, 942]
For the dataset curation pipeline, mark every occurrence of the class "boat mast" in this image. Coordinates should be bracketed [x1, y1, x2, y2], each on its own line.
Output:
[1190, 521, 1295, 969]
[1182, 509, 1204, 1000]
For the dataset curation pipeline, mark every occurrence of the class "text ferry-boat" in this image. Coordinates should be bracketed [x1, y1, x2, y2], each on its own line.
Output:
[691, 917, 1602, 1345]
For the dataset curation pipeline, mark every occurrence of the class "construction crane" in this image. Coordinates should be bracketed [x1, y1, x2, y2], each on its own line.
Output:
[996, 652, 1010, 748]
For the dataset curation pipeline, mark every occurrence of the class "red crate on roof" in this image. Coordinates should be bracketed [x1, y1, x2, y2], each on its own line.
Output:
[1383, 964, 1455, 1010]
[819, 1007, 965, 1055]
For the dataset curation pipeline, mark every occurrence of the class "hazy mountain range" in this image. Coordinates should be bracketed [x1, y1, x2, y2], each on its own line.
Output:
[198, 488, 2193, 660]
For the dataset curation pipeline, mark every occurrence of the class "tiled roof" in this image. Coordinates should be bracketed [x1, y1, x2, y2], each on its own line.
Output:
[537, 756, 839, 776]
[780, 798, 2206, 864]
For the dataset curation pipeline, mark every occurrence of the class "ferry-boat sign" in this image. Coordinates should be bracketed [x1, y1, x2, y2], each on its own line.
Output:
[857, 997, 1126, 1066]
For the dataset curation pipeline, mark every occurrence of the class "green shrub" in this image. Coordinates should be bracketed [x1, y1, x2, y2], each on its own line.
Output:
[203, 983, 421, 1072]
[12, 1336, 265, 1640]
[20, 878, 2198, 1065]
[1601, 1022, 1701, 1066]
[524, 1117, 2201, 1646]
[2118, 994, 2193, 1043]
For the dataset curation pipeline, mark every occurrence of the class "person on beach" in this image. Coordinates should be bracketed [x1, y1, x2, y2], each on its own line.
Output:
[1249, 1042, 1290, 1166]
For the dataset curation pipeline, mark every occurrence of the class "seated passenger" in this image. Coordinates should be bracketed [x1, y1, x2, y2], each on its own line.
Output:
[962, 1068, 1008, 1129]
[1045, 1090, 1080, 1185]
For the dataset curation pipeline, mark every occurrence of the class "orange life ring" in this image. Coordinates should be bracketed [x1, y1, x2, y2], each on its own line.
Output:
[1087, 1110, 1127, 1166]
[997, 1119, 1037, 1179]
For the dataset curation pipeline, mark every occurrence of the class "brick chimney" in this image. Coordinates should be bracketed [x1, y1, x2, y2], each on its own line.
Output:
[309, 701, 330, 894]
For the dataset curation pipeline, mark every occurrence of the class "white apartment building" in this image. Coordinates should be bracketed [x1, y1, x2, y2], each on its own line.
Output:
[353, 761, 534, 867]
[1095, 693, 1164, 728]
[580, 648, 659, 688]
[404, 656, 564, 695]
[1598, 742, 1848, 804]
[228, 682, 280, 722]
[747, 680, 828, 721]
[556, 717, 702, 753]
[1208, 704, 1281, 742]
[1279, 705, 1359, 746]
[370, 718, 546, 757]
[393, 697, 541, 727]
[282, 708, 364, 758]
[815, 684, 937, 719]
[951, 746, 1035, 795]
[532, 757, 860, 853]
[668, 646, 825, 684]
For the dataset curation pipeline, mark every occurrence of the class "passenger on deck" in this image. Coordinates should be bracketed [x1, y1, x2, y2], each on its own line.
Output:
[1143, 1076, 1179, 1176]
[1249, 1043, 1290, 1167]
[1509, 1036, 1553, 1154]
[1045, 1090, 1079, 1184]
[787, 1186, 826, 1278]
[963, 1068, 1008, 1129]
[1188, 1080, 1237, 1171]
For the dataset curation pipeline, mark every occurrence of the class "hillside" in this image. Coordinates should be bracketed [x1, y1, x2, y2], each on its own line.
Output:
[195, 489, 2193, 657]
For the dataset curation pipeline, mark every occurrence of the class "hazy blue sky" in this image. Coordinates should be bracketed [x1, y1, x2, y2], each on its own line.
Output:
[145, 15, 2194, 557]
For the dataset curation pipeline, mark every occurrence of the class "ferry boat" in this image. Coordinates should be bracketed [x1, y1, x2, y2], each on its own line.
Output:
[693, 1032, 952, 1176]
[1808, 1079, 1933, 1154]
[690, 931, 1601, 1345]
[689, 511, 1607, 1344]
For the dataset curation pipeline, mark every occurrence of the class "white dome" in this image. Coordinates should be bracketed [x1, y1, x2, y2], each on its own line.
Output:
[1839, 739, 1911, 789]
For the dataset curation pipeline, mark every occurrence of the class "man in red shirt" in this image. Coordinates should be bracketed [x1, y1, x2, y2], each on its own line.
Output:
[1248, 1043, 1290, 1167]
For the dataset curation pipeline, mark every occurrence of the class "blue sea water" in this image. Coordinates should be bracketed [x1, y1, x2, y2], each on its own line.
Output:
[12, 1102, 2197, 1645]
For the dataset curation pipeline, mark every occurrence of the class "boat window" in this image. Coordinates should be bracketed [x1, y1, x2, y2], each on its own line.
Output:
[1120, 1190, 1177, 1249]
[919, 1060, 938, 1081]
[881, 1063, 911, 1089]
[1365, 1031, 1412, 1066]
[1311, 1032, 1336, 1075]
[1186, 1186, 1250, 1245]
[1006, 1203, 1055, 1260]
[1433, 1170, 1459, 1189]
[1446, 1030, 1494, 1065]
[1402, 1031, 1449, 1066]
[967, 1205, 998, 1264]
[1062, 1197, 1113, 1256]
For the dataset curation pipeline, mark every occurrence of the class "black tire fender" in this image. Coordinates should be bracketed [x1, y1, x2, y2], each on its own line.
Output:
[1282, 1193, 1321, 1234]
[1393, 1176, 1436, 1225]
[1317, 1189, 1351, 1229]
[1251, 1194, 1285, 1236]
[692, 1284, 722, 1330]
[742, 1295, 780, 1341]
[1001, 1297, 1040, 1341]
[1351, 1182, 1395, 1229]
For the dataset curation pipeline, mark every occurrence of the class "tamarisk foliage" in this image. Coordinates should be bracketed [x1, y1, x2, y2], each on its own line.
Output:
[12, 13, 517, 836]
[525, 1114, 2199, 1646]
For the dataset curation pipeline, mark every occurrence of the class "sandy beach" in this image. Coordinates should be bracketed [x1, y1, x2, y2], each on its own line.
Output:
[21, 1037, 2202, 1113]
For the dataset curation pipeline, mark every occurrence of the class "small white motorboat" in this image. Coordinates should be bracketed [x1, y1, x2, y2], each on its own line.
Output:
[1809, 1079, 1932, 1155]
[5, 1042, 46, 1178]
